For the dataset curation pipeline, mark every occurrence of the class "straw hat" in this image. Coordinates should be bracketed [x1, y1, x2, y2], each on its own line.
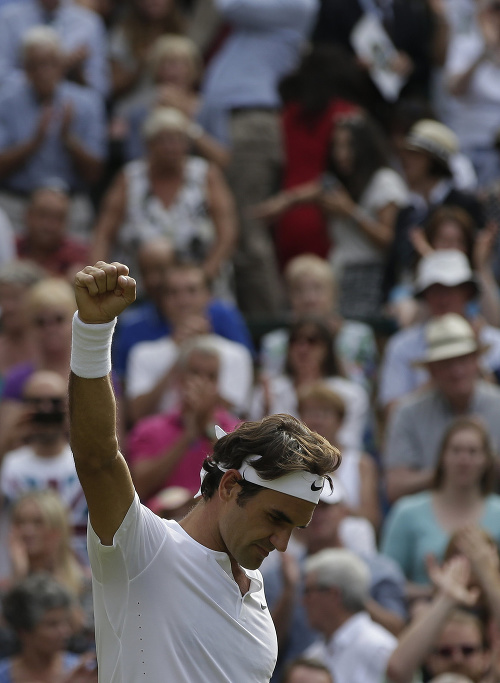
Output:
[415, 313, 487, 365]
[405, 119, 458, 168]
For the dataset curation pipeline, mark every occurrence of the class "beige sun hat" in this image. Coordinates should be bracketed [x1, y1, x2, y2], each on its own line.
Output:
[415, 313, 488, 365]
[405, 119, 458, 167]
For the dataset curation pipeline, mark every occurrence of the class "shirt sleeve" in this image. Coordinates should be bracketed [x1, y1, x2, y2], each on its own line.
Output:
[215, 0, 318, 29]
[365, 168, 409, 213]
[384, 403, 421, 469]
[82, 13, 110, 97]
[71, 90, 107, 159]
[87, 494, 173, 632]
[378, 334, 416, 407]
[445, 34, 484, 78]
[88, 493, 170, 583]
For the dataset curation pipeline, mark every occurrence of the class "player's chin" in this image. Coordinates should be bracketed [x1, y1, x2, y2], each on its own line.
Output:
[241, 545, 271, 570]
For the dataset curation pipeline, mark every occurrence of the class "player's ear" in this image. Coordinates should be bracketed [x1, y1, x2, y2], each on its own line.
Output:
[219, 470, 242, 502]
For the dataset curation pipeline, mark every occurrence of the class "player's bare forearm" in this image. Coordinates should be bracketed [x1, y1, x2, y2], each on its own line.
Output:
[70, 262, 137, 543]
[69, 372, 135, 544]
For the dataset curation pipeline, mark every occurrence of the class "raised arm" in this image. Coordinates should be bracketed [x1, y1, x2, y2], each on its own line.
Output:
[69, 261, 136, 545]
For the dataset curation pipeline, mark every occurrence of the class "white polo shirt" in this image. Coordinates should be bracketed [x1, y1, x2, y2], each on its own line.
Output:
[305, 611, 397, 683]
[88, 494, 277, 683]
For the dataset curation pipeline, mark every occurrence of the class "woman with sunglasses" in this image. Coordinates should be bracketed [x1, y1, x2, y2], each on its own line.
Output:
[381, 417, 500, 605]
[250, 316, 369, 451]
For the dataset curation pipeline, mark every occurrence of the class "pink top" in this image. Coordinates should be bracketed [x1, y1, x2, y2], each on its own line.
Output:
[127, 409, 240, 498]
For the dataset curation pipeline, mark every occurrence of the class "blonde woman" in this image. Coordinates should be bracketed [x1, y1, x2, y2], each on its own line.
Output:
[116, 34, 229, 167]
[7, 491, 93, 649]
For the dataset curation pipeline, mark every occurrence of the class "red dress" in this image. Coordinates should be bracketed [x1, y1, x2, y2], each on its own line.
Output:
[275, 99, 358, 267]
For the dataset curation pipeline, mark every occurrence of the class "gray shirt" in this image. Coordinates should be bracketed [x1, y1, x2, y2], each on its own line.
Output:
[384, 380, 500, 470]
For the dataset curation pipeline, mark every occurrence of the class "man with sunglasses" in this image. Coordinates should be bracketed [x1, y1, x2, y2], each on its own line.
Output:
[0, 369, 88, 563]
[303, 551, 490, 683]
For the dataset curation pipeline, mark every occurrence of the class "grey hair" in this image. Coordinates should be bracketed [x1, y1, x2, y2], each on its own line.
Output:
[177, 335, 221, 371]
[142, 107, 190, 141]
[0, 260, 46, 287]
[304, 548, 370, 613]
[3, 573, 73, 632]
[22, 26, 61, 58]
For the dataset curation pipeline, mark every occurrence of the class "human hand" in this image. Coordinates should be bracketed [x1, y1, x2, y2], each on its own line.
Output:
[64, 46, 89, 71]
[473, 220, 498, 271]
[61, 654, 98, 683]
[181, 374, 219, 430]
[389, 51, 414, 78]
[479, 11, 500, 52]
[427, 0, 446, 17]
[454, 525, 500, 584]
[74, 261, 136, 324]
[320, 186, 356, 217]
[2, 404, 35, 453]
[248, 194, 291, 223]
[409, 226, 434, 257]
[34, 106, 54, 144]
[61, 102, 74, 144]
[155, 85, 193, 116]
[173, 314, 211, 344]
[426, 554, 479, 606]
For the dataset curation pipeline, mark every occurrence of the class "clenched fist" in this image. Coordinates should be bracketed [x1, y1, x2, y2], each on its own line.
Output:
[74, 261, 136, 324]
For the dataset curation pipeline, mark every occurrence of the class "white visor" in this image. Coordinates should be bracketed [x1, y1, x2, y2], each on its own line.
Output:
[197, 426, 325, 504]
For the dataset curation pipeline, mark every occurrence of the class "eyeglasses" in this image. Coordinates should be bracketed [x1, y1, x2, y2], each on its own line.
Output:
[434, 644, 482, 658]
[303, 584, 331, 595]
[33, 314, 67, 328]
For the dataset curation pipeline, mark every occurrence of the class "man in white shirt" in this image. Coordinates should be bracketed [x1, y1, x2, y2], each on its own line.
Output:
[303, 548, 399, 683]
[69, 260, 340, 683]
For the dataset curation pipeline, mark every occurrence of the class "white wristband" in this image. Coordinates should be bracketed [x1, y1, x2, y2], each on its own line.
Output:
[70, 312, 117, 379]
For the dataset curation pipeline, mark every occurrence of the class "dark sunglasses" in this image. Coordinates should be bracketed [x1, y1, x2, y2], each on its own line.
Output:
[24, 397, 65, 410]
[434, 644, 482, 658]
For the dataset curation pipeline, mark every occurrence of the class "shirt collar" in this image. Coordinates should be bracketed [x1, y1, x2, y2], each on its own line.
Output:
[327, 611, 370, 652]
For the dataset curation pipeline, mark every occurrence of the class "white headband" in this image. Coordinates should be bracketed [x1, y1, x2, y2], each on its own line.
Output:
[197, 426, 325, 504]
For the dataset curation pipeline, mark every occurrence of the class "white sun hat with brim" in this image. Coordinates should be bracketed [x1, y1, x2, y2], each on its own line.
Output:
[413, 313, 489, 366]
[413, 250, 479, 298]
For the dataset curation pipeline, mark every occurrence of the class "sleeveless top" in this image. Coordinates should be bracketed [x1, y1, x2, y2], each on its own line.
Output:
[115, 156, 215, 273]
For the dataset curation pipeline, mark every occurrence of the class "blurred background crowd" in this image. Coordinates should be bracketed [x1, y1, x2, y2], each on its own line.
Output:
[1, 0, 500, 681]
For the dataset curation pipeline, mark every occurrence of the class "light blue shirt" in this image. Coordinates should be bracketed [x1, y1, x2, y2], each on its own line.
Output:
[198, 0, 319, 144]
[381, 491, 500, 584]
[0, 0, 109, 96]
[0, 76, 106, 193]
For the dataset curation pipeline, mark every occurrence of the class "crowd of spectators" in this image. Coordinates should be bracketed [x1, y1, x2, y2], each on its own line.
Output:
[1, 0, 500, 681]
